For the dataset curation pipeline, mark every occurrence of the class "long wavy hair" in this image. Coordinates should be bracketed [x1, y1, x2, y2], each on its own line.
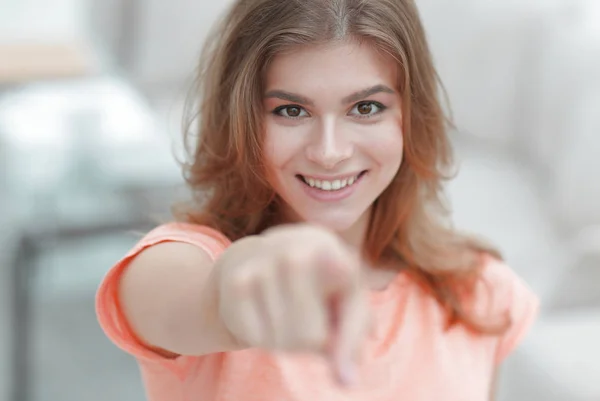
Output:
[175, 0, 508, 334]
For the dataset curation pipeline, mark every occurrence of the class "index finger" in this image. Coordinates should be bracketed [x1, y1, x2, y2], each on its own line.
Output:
[329, 287, 369, 386]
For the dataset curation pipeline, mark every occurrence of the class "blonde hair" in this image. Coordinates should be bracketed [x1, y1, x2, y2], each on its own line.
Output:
[176, 0, 508, 334]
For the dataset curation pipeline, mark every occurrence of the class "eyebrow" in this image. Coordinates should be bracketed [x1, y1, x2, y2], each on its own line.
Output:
[342, 84, 396, 104]
[264, 90, 314, 106]
[264, 84, 396, 106]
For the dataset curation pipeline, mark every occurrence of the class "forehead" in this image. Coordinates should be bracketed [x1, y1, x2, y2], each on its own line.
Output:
[264, 41, 398, 92]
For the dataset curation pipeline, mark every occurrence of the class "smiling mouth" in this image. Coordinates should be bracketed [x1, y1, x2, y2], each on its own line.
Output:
[296, 171, 368, 191]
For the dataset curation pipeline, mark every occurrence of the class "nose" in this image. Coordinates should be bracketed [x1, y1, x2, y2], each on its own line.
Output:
[305, 117, 353, 169]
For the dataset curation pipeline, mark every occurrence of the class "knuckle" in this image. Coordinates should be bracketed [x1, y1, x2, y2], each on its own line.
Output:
[229, 271, 256, 294]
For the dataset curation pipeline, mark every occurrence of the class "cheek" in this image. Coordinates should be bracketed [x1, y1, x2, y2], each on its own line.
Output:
[263, 128, 286, 169]
[362, 123, 404, 166]
[261, 130, 279, 187]
[380, 132, 404, 160]
[263, 127, 302, 191]
[264, 125, 306, 168]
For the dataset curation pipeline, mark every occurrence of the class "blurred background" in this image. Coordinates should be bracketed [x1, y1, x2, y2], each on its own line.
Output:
[0, 0, 598, 400]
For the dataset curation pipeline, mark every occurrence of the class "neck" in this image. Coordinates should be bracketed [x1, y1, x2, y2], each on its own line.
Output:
[335, 208, 371, 251]
[275, 198, 371, 252]
[277, 205, 370, 250]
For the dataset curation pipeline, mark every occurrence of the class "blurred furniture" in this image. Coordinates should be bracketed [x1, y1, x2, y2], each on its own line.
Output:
[0, 77, 183, 401]
[9, 192, 167, 401]
[1, 2, 101, 398]
[0, 43, 98, 84]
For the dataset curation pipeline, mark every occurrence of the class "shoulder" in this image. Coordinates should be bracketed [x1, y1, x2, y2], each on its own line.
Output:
[132, 221, 232, 261]
[476, 254, 534, 304]
[476, 254, 540, 363]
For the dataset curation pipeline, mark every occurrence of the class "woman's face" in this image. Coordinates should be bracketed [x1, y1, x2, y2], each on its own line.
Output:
[263, 41, 404, 240]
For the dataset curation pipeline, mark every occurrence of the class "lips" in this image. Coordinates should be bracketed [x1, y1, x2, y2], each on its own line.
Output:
[296, 171, 367, 191]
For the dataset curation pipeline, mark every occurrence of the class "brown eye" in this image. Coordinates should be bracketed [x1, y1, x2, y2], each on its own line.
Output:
[357, 103, 373, 115]
[286, 106, 301, 117]
[274, 105, 307, 119]
[349, 101, 386, 118]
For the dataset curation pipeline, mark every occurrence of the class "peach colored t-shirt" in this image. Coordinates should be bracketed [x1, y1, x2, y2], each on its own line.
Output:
[96, 222, 539, 401]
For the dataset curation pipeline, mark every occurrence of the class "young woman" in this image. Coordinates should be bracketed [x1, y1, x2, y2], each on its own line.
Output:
[96, 1, 539, 400]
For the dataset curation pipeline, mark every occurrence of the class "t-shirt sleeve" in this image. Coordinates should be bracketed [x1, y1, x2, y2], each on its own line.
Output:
[482, 256, 540, 365]
[95, 222, 231, 365]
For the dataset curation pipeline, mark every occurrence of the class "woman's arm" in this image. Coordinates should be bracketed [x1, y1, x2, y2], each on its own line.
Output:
[118, 237, 260, 357]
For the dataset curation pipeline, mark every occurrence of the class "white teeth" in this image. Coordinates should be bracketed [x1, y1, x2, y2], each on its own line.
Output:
[302, 173, 362, 191]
